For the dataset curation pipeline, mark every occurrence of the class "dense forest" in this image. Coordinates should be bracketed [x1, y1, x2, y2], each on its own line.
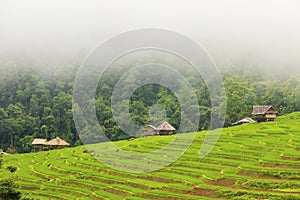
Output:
[0, 62, 299, 153]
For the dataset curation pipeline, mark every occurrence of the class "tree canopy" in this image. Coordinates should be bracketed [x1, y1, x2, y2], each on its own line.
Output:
[0, 62, 299, 153]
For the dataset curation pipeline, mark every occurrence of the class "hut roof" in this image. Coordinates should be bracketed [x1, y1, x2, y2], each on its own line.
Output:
[156, 121, 176, 131]
[46, 137, 69, 146]
[142, 125, 157, 130]
[252, 106, 278, 115]
[239, 117, 256, 123]
[232, 117, 256, 126]
[32, 138, 47, 145]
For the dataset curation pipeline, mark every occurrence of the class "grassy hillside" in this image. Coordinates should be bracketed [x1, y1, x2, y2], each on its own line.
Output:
[1, 113, 300, 199]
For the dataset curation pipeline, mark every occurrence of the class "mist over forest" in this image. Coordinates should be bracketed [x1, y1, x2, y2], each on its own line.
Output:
[0, 0, 300, 153]
[1, 0, 300, 77]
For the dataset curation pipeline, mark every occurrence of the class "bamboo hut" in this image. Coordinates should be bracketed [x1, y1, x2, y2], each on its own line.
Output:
[45, 137, 70, 149]
[252, 105, 278, 122]
[156, 121, 176, 135]
[142, 125, 159, 137]
[32, 138, 47, 151]
[232, 117, 256, 126]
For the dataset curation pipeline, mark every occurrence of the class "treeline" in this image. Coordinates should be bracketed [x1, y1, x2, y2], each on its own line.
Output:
[0, 63, 299, 153]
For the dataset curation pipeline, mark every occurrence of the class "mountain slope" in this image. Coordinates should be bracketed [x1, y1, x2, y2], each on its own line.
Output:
[1, 112, 300, 199]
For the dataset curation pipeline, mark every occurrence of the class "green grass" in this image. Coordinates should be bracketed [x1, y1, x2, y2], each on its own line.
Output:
[2, 112, 300, 199]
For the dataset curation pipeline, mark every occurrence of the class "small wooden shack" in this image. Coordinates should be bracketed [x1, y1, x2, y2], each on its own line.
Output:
[232, 117, 256, 126]
[143, 122, 176, 136]
[156, 121, 176, 135]
[142, 125, 159, 137]
[45, 137, 70, 150]
[32, 138, 47, 151]
[252, 105, 278, 122]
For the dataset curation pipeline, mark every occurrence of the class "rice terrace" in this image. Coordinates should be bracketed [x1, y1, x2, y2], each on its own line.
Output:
[1, 113, 300, 199]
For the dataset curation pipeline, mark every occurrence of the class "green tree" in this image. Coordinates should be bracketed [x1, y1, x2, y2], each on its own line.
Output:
[224, 75, 256, 125]
[0, 178, 21, 200]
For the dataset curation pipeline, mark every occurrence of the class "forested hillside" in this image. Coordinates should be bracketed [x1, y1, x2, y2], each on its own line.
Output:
[0, 62, 299, 153]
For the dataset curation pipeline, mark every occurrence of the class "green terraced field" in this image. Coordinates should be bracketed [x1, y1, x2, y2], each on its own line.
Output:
[2, 112, 300, 199]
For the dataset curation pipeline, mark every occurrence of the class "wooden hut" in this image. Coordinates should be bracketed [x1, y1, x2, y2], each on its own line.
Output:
[142, 125, 159, 137]
[45, 137, 70, 149]
[156, 121, 176, 135]
[32, 138, 47, 151]
[232, 117, 256, 126]
[252, 105, 278, 122]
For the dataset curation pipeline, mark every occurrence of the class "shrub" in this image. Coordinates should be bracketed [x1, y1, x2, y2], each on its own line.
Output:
[7, 166, 17, 173]
[0, 178, 21, 200]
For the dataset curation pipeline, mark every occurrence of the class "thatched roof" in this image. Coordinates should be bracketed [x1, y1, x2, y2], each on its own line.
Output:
[252, 106, 278, 115]
[156, 121, 176, 131]
[45, 137, 69, 146]
[32, 138, 47, 145]
[239, 117, 256, 123]
[232, 117, 256, 126]
[142, 125, 157, 130]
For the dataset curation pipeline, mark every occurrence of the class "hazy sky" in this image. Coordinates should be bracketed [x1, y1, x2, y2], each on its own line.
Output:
[0, 0, 299, 75]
